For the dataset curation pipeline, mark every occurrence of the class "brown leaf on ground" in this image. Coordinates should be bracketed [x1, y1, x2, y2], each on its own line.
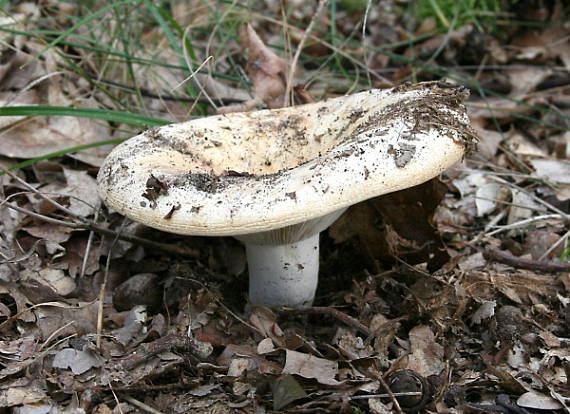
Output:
[405, 325, 445, 376]
[241, 24, 288, 109]
[510, 1, 570, 71]
[282, 349, 340, 385]
[52, 346, 104, 375]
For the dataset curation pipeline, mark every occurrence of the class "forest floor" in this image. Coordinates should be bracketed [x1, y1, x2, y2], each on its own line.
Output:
[0, 1, 569, 413]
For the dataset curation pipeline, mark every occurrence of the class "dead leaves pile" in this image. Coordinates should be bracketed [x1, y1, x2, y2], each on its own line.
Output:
[1, 0, 570, 413]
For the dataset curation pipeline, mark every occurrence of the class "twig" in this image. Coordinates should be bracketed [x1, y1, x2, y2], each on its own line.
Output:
[366, 368, 404, 414]
[120, 333, 212, 371]
[484, 213, 564, 237]
[4, 201, 78, 227]
[121, 395, 165, 414]
[538, 228, 570, 262]
[186, 277, 263, 335]
[483, 248, 570, 273]
[1, 166, 84, 222]
[284, 0, 329, 106]
[488, 175, 570, 221]
[108, 383, 123, 414]
[2, 201, 199, 258]
[3, 159, 201, 258]
[0, 239, 45, 264]
[0, 301, 91, 330]
[80, 210, 98, 279]
[97, 222, 123, 349]
[283, 306, 372, 336]
[65, 382, 198, 392]
[350, 392, 422, 400]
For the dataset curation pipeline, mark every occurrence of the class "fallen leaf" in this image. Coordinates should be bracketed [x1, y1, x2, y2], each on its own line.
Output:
[112, 305, 147, 346]
[0, 383, 46, 408]
[517, 391, 564, 410]
[530, 159, 570, 185]
[470, 300, 496, 325]
[241, 24, 288, 109]
[282, 349, 340, 385]
[272, 374, 307, 411]
[406, 325, 444, 376]
[52, 347, 104, 375]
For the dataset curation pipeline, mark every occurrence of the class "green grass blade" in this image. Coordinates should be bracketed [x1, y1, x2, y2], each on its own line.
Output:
[27, 0, 136, 66]
[0, 106, 170, 128]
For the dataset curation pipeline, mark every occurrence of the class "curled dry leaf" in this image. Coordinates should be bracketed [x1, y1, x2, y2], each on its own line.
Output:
[112, 305, 147, 346]
[517, 391, 564, 410]
[217, 23, 290, 114]
[282, 349, 340, 385]
[241, 24, 288, 109]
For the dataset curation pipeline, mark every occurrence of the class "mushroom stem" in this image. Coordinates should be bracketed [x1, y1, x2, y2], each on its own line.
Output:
[244, 234, 320, 308]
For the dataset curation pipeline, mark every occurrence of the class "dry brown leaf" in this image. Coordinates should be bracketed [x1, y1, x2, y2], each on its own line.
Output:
[272, 374, 307, 411]
[33, 301, 98, 340]
[333, 328, 374, 360]
[282, 350, 340, 385]
[517, 391, 564, 410]
[511, 1, 570, 71]
[249, 306, 285, 346]
[52, 347, 104, 375]
[241, 24, 288, 109]
[0, 96, 110, 160]
[0, 380, 46, 408]
[22, 224, 74, 245]
[21, 268, 75, 297]
[465, 270, 562, 303]
[217, 344, 281, 375]
[531, 159, 570, 185]
[405, 325, 445, 376]
[470, 117, 503, 159]
[112, 306, 147, 346]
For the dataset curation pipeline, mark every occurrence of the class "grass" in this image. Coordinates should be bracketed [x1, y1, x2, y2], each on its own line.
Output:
[0, 0, 568, 174]
[416, 0, 514, 32]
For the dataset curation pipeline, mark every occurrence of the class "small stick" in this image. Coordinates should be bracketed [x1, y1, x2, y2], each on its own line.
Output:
[1, 166, 84, 222]
[0, 239, 45, 264]
[65, 382, 197, 392]
[1, 167, 199, 258]
[97, 223, 123, 349]
[121, 333, 212, 371]
[80, 210, 98, 278]
[283, 306, 372, 336]
[121, 395, 165, 414]
[284, 0, 329, 106]
[351, 392, 422, 400]
[2, 201, 199, 258]
[366, 368, 404, 414]
[484, 248, 570, 273]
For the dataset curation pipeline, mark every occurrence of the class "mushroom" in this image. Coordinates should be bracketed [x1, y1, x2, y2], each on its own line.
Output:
[97, 81, 476, 308]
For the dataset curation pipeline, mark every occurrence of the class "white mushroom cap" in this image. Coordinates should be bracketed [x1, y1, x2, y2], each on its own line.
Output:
[97, 82, 476, 239]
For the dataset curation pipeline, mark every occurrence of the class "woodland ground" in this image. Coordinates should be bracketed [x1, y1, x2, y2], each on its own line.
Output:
[0, 1, 569, 413]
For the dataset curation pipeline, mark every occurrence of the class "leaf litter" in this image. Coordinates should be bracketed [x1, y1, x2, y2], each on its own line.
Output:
[0, 1, 569, 413]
